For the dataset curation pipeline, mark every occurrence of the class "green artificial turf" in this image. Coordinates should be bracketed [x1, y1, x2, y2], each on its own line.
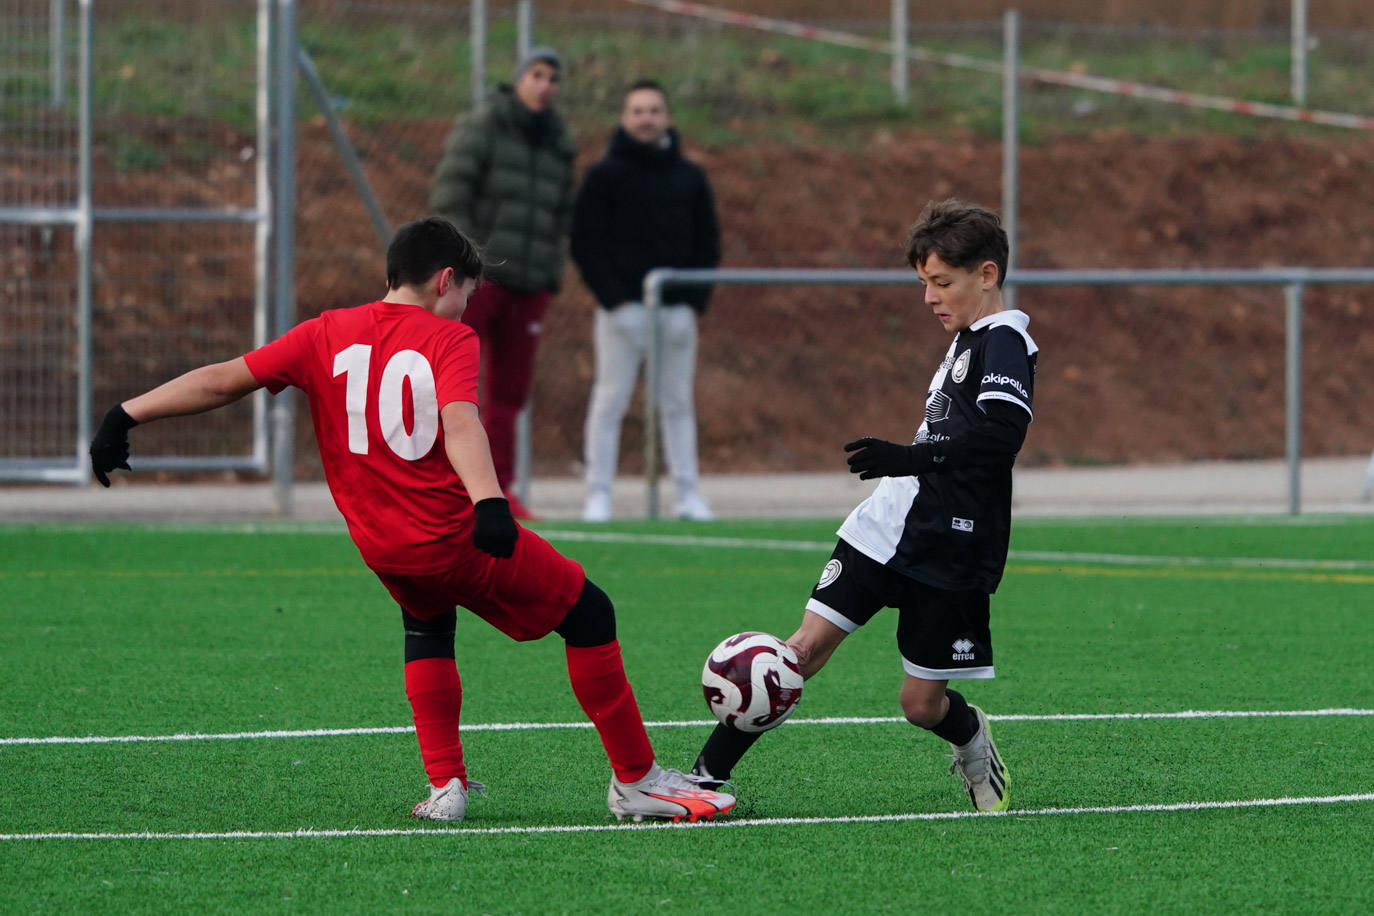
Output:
[1, 517, 1370, 912]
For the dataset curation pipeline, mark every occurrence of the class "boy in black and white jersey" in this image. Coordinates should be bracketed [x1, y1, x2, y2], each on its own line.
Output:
[692, 200, 1037, 812]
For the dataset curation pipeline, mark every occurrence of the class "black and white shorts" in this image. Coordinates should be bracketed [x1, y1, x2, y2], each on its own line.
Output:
[805, 539, 994, 680]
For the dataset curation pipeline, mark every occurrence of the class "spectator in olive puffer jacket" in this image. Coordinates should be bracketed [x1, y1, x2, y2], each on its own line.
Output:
[429, 46, 576, 518]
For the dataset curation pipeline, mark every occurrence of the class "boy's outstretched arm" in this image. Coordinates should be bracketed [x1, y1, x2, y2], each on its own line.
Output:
[844, 401, 1030, 480]
[90, 357, 262, 487]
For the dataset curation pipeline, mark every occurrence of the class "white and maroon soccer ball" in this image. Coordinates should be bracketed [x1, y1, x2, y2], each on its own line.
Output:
[701, 631, 804, 733]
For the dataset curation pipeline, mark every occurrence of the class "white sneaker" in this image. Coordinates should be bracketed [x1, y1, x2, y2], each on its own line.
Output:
[608, 763, 736, 822]
[411, 777, 484, 821]
[582, 489, 612, 523]
[949, 706, 1010, 812]
[675, 491, 714, 522]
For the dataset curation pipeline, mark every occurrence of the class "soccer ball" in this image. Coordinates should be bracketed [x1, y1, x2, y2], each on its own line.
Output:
[701, 631, 804, 733]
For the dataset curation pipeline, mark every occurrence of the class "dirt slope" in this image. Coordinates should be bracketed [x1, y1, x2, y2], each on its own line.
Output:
[68, 124, 1374, 477]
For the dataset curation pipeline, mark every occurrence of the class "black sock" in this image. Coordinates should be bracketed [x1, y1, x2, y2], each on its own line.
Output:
[693, 723, 763, 782]
[928, 689, 979, 746]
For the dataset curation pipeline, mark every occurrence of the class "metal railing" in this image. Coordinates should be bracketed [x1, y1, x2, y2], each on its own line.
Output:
[643, 266, 1374, 519]
[0, 0, 280, 485]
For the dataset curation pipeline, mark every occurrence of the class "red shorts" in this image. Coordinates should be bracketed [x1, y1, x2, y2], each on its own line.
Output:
[373, 527, 585, 642]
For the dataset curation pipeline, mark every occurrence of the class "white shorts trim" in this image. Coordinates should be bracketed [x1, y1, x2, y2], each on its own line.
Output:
[901, 656, 996, 680]
[804, 598, 860, 634]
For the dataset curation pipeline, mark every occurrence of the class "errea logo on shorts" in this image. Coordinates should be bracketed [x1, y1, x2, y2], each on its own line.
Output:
[952, 638, 976, 661]
[817, 559, 842, 589]
[951, 517, 974, 532]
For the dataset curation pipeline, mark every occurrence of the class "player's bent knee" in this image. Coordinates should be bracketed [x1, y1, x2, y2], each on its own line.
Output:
[901, 696, 946, 729]
[554, 579, 617, 648]
[402, 609, 456, 662]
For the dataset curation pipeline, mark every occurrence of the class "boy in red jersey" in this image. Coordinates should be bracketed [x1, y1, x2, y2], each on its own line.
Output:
[89, 217, 734, 824]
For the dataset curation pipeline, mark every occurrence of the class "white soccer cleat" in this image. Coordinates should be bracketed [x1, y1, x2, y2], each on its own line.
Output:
[608, 763, 736, 823]
[948, 706, 1011, 812]
[582, 489, 613, 523]
[411, 777, 483, 821]
[675, 491, 715, 522]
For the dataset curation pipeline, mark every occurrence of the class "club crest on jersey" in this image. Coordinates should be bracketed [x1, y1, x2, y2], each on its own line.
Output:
[951, 349, 971, 383]
[817, 559, 842, 589]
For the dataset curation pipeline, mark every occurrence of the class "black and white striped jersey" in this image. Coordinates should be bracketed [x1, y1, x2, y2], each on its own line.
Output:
[837, 309, 1038, 594]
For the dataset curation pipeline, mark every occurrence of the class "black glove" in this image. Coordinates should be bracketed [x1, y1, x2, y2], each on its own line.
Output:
[843, 437, 937, 480]
[472, 497, 518, 558]
[90, 405, 138, 487]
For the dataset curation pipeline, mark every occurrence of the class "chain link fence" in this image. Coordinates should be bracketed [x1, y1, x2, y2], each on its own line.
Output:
[2, 0, 266, 480]
[2, 0, 80, 472]
[5, 1, 1372, 492]
[293, 1, 1374, 487]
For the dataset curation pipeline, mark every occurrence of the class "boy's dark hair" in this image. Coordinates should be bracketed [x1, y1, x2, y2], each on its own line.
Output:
[904, 199, 1009, 288]
[626, 79, 668, 105]
[386, 217, 483, 290]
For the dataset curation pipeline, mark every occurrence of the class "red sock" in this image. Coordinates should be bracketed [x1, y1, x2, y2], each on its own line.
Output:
[404, 657, 467, 789]
[565, 640, 655, 784]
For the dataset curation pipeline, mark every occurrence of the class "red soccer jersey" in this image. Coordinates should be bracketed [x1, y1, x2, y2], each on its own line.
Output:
[243, 301, 481, 573]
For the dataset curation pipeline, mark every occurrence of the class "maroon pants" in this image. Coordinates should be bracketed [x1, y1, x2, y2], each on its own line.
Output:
[461, 279, 552, 490]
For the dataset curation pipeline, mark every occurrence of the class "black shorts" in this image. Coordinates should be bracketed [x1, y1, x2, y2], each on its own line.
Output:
[806, 539, 994, 680]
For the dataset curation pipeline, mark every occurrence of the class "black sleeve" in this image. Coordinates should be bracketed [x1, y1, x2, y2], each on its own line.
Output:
[569, 165, 625, 309]
[680, 169, 720, 313]
[976, 326, 1035, 419]
[925, 400, 1029, 471]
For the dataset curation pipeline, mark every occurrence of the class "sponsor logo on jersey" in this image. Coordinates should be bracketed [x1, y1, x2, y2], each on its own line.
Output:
[951, 349, 971, 383]
[952, 517, 974, 532]
[817, 559, 842, 590]
[981, 372, 1029, 400]
[952, 638, 976, 661]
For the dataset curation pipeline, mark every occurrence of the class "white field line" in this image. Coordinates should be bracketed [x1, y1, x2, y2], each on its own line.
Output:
[3, 793, 1372, 841]
[539, 529, 1374, 571]
[9, 511, 1374, 538]
[6, 708, 1372, 747]
[540, 528, 832, 552]
[1008, 549, 1374, 571]
[6, 523, 1372, 570]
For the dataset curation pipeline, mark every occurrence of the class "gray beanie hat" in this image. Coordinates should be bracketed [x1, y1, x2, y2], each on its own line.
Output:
[517, 45, 561, 78]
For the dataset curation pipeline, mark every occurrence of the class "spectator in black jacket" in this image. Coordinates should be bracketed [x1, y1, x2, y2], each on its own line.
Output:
[571, 80, 721, 522]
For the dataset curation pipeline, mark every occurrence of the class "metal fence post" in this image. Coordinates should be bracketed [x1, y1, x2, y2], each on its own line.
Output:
[643, 270, 667, 520]
[272, 0, 298, 516]
[1284, 283, 1303, 515]
[515, 407, 531, 504]
[470, 0, 486, 108]
[1002, 9, 1019, 310]
[516, 0, 532, 66]
[296, 46, 392, 246]
[512, 0, 534, 506]
[253, 0, 272, 471]
[75, 0, 92, 480]
[1291, 0, 1308, 106]
[890, 0, 908, 106]
[50, 0, 66, 107]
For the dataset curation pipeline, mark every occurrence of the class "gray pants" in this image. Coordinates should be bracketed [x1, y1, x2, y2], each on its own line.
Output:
[583, 302, 700, 497]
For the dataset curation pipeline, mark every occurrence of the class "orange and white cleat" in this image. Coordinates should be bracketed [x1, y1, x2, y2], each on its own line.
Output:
[608, 763, 736, 823]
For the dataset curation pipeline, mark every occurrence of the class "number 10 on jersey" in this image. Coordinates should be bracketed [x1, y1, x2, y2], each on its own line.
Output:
[333, 345, 439, 461]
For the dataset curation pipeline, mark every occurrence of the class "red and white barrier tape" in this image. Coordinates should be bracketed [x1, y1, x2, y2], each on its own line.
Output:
[623, 0, 1374, 131]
